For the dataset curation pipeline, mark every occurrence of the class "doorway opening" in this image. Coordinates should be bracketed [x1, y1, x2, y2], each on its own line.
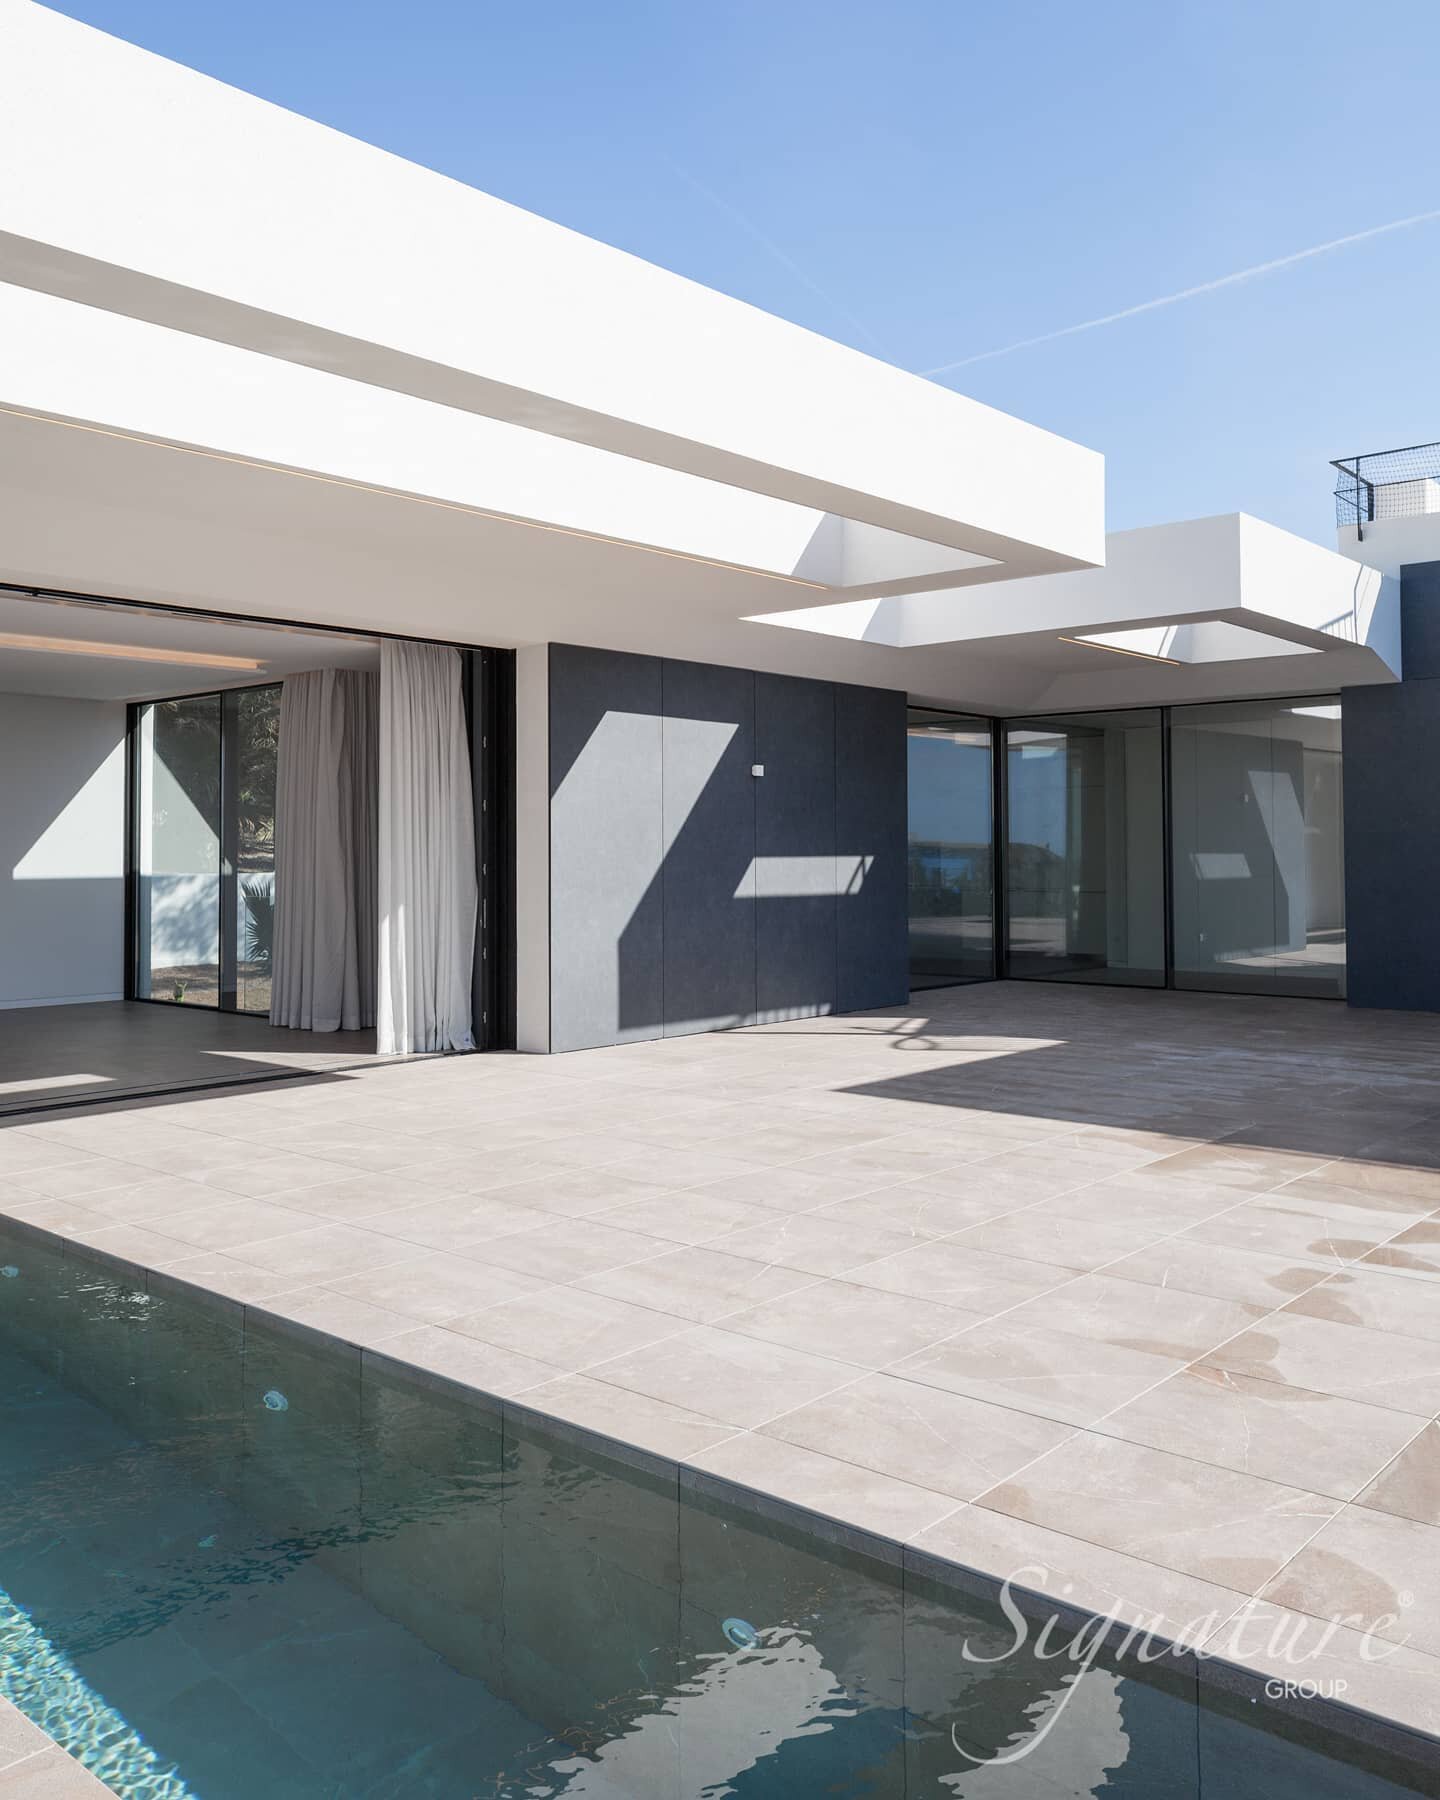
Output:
[0, 584, 512, 1117]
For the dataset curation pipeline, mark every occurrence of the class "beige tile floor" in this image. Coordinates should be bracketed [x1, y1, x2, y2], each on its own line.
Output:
[0, 1696, 112, 1796]
[5, 979, 1440, 1740]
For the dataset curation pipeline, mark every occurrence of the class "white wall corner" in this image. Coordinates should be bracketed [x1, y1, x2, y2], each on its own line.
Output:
[514, 643, 551, 1052]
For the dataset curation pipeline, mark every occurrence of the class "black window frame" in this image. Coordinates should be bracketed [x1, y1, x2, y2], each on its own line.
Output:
[907, 692, 1347, 1000]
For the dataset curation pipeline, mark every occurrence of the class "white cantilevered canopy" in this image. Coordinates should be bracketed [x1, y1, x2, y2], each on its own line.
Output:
[0, 0, 1102, 617]
[4, 10, 1386, 718]
[753, 514, 1402, 711]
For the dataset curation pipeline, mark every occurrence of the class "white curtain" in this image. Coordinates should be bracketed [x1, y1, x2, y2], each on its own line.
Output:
[270, 669, 378, 1032]
[378, 641, 477, 1055]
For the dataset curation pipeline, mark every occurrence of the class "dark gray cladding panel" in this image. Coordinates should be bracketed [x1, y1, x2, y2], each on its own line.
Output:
[1343, 678, 1440, 1011]
[661, 659, 756, 1036]
[548, 644, 663, 1051]
[836, 683, 908, 1012]
[545, 645, 907, 1050]
[1400, 561, 1440, 680]
[755, 673, 837, 1022]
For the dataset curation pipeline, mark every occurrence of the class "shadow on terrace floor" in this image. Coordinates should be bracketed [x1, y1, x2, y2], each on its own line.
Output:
[0, 1000, 381, 1125]
[813, 980, 1440, 1168]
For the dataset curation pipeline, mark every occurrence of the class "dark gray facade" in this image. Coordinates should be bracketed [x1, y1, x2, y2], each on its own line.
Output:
[546, 645, 907, 1052]
[1344, 559, 1440, 1010]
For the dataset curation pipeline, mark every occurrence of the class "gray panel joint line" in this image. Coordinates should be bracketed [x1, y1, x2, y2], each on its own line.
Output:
[546, 647, 554, 1055]
[751, 669, 759, 1027]
[832, 682, 839, 1017]
[660, 657, 669, 1037]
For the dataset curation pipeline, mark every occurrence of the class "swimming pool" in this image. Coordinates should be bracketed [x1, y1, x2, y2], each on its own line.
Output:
[0, 1217, 1435, 1798]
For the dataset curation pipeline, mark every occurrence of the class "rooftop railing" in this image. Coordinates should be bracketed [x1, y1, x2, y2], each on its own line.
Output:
[1332, 441, 1440, 536]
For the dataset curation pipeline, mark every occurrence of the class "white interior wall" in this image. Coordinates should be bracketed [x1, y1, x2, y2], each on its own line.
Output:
[0, 690, 126, 1006]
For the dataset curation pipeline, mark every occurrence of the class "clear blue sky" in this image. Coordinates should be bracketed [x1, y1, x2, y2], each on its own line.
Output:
[51, 0, 1440, 545]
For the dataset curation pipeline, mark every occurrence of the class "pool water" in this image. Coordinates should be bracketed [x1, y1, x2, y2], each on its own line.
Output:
[0, 1220, 1435, 1798]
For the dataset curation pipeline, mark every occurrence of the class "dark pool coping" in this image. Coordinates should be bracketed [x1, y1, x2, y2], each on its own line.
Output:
[6, 1210, 1440, 1786]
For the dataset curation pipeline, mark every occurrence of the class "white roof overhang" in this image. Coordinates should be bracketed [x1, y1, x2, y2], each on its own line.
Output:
[755, 514, 1400, 710]
[0, 1, 1103, 602]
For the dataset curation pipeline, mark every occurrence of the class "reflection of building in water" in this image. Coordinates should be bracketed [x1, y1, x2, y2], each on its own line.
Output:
[542, 1629, 854, 1795]
[943, 1668, 1130, 1798]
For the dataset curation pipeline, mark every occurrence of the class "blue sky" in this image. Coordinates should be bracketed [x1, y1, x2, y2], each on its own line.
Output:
[52, 0, 1440, 545]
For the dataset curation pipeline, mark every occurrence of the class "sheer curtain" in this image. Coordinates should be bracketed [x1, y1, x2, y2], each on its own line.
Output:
[377, 641, 477, 1055]
[270, 669, 378, 1032]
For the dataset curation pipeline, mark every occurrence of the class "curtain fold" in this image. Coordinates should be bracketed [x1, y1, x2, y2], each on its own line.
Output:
[377, 641, 477, 1055]
[270, 669, 378, 1032]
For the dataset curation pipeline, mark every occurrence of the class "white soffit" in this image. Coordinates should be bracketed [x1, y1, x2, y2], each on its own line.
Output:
[0, 284, 980, 597]
[1069, 621, 1321, 664]
[0, 2, 1103, 592]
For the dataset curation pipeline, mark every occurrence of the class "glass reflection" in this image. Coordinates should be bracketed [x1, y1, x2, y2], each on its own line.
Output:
[908, 710, 994, 988]
[1171, 698, 1345, 997]
[135, 693, 222, 1005]
[234, 685, 280, 1015]
[1006, 710, 1165, 986]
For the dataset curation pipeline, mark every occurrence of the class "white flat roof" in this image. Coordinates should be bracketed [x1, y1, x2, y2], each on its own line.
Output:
[0, 6, 1391, 711]
[0, 0, 1103, 597]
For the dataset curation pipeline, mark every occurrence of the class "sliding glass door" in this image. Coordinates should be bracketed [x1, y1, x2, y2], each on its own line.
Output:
[134, 694, 222, 1006]
[1170, 699, 1345, 997]
[1005, 711, 1165, 987]
[132, 685, 280, 1011]
[907, 711, 994, 987]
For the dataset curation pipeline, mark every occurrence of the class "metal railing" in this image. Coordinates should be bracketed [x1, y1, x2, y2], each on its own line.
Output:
[1332, 441, 1440, 536]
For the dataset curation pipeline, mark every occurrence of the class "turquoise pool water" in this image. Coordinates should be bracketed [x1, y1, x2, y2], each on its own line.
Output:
[0, 1218, 1435, 1798]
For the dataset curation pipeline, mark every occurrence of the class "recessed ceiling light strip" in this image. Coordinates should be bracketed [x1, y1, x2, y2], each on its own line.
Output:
[0, 631, 265, 670]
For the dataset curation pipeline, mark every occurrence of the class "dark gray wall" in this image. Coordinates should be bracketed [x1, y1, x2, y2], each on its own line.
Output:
[548, 645, 663, 1050]
[836, 684, 908, 1009]
[1400, 560, 1440, 679]
[661, 659, 756, 1038]
[1344, 560, 1440, 1011]
[755, 673, 836, 1022]
[547, 644, 907, 1052]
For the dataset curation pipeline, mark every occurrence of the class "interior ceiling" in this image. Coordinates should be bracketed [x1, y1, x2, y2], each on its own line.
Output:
[0, 587, 378, 702]
[0, 406, 1380, 715]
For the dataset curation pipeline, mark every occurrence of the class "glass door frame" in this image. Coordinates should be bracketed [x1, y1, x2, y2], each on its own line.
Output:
[906, 708, 1003, 987]
[125, 681, 280, 1013]
[911, 692, 1346, 999]
[1000, 706, 1168, 991]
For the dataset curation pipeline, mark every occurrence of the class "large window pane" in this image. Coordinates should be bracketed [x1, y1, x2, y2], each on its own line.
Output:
[1005, 710, 1164, 986]
[134, 684, 282, 1013]
[1171, 698, 1345, 997]
[907, 711, 993, 988]
[136, 694, 222, 1006]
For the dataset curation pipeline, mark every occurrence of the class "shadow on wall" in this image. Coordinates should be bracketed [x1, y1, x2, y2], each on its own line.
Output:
[547, 646, 907, 1052]
[3, 696, 126, 1006]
